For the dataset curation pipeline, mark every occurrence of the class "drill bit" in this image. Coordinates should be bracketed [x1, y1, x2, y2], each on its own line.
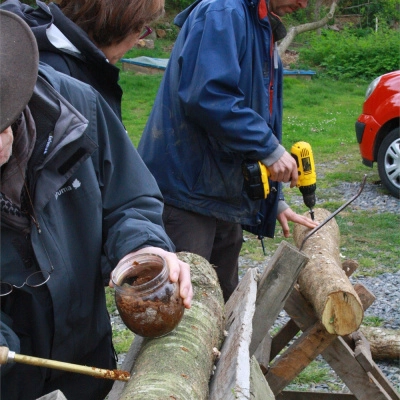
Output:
[299, 175, 367, 251]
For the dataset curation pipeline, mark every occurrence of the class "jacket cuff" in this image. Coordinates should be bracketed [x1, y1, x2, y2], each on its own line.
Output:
[277, 199, 289, 215]
[260, 144, 285, 166]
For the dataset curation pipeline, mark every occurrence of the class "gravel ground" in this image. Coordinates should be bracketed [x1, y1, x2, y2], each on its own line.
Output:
[239, 179, 400, 394]
[113, 179, 399, 394]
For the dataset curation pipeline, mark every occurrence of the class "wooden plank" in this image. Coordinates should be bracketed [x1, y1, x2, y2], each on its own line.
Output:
[353, 283, 376, 310]
[321, 337, 393, 400]
[249, 355, 275, 400]
[352, 331, 399, 400]
[209, 268, 259, 400]
[277, 391, 357, 400]
[284, 286, 319, 330]
[281, 284, 398, 399]
[341, 259, 359, 277]
[253, 333, 272, 374]
[250, 241, 309, 356]
[266, 322, 338, 394]
[270, 319, 300, 361]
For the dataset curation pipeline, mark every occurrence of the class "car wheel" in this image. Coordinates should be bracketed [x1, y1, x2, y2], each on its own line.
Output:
[377, 127, 400, 198]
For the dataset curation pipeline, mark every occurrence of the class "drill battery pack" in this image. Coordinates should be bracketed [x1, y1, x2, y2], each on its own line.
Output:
[242, 160, 270, 200]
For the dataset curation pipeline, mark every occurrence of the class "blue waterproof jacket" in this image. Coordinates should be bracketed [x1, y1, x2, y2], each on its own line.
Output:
[138, 0, 284, 238]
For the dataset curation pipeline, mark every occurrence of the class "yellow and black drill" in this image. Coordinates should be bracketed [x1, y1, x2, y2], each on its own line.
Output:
[242, 141, 317, 219]
[290, 141, 317, 220]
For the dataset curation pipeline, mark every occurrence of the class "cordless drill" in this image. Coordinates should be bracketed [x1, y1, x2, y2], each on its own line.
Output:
[242, 141, 317, 219]
[290, 141, 317, 220]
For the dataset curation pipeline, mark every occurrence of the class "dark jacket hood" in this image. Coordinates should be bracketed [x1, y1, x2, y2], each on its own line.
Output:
[1, 1, 105, 63]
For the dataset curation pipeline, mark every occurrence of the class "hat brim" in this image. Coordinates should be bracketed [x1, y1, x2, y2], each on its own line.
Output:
[0, 10, 39, 132]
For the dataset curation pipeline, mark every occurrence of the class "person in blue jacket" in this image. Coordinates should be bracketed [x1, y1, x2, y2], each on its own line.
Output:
[0, 10, 192, 400]
[138, 0, 317, 302]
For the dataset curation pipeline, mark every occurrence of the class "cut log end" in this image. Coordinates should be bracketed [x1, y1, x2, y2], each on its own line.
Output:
[322, 292, 364, 335]
[294, 208, 363, 336]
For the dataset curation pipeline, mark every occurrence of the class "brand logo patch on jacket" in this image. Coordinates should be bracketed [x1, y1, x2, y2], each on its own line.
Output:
[55, 179, 81, 200]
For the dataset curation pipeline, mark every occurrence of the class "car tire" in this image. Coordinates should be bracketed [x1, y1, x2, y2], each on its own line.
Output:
[377, 127, 400, 198]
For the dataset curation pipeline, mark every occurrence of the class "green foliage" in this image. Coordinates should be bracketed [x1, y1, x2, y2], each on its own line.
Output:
[118, 70, 163, 146]
[288, 360, 333, 387]
[335, 212, 400, 276]
[357, 0, 400, 29]
[363, 316, 384, 327]
[166, 0, 193, 12]
[112, 328, 135, 354]
[105, 287, 117, 314]
[298, 27, 400, 81]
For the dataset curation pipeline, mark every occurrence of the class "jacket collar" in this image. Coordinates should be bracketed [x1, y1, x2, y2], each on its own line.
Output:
[28, 67, 97, 211]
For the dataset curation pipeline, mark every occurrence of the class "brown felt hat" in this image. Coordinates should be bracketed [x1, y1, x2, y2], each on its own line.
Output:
[0, 10, 39, 132]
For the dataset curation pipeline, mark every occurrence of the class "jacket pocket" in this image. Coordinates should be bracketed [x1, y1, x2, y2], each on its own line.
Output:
[192, 148, 243, 207]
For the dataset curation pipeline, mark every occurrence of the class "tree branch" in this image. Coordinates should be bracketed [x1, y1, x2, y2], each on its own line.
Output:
[278, 0, 339, 57]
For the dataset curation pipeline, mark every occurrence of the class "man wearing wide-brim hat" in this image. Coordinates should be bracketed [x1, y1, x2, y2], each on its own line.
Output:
[0, 10, 192, 400]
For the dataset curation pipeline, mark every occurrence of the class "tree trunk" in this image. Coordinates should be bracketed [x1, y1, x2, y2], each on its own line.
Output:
[360, 326, 400, 360]
[278, 0, 339, 57]
[293, 208, 363, 336]
[117, 252, 225, 400]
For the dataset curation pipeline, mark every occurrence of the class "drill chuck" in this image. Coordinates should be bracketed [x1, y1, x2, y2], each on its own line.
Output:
[299, 184, 316, 209]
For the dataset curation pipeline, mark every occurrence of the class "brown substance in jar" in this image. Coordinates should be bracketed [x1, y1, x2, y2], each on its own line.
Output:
[121, 262, 160, 287]
[115, 262, 184, 338]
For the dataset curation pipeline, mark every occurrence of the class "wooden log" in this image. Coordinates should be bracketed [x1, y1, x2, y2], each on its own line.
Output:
[359, 326, 400, 360]
[114, 252, 225, 400]
[293, 208, 363, 335]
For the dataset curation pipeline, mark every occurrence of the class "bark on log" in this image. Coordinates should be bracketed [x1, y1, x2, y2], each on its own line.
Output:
[359, 326, 400, 360]
[293, 208, 363, 335]
[117, 252, 225, 400]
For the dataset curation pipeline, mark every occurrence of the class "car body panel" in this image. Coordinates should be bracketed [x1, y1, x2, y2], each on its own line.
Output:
[355, 70, 400, 198]
[356, 71, 400, 164]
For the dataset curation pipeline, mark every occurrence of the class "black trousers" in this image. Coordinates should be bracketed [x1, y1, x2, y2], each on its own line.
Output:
[163, 204, 243, 302]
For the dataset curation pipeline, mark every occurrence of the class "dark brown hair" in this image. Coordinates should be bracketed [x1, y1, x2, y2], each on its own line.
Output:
[58, 0, 164, 46]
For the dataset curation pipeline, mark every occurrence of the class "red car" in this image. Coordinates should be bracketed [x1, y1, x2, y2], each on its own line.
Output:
[355, 70, 400, 198]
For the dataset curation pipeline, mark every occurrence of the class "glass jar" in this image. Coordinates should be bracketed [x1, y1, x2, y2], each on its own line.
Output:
[111, 253, 184, 338]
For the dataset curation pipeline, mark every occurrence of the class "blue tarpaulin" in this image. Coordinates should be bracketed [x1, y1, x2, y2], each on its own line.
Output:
[121, 56, 316, 76]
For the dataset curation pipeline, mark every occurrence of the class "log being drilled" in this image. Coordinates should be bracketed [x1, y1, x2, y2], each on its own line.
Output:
[118, 252, 225, 400]
[293, 208, 363, 336]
